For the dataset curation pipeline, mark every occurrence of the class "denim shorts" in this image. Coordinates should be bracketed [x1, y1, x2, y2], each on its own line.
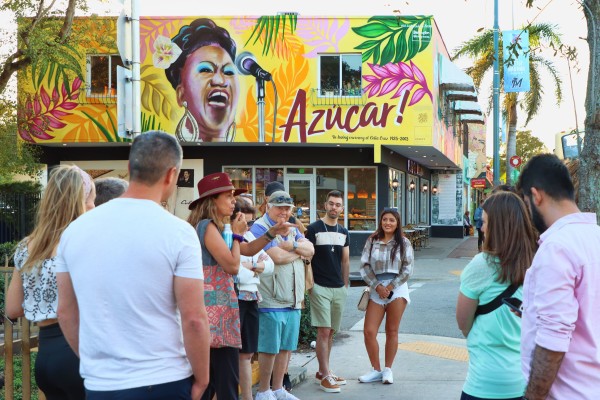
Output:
[258, 310, 301, 354]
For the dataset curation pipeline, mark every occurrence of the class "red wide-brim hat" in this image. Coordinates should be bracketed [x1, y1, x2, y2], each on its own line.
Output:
[188, 172, 247, 210]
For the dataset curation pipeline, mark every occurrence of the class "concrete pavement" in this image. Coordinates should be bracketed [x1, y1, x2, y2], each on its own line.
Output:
[285, 236, 480, 399]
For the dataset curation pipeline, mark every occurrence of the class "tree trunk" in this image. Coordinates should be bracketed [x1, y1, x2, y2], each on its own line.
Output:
[579, 0, 600, 222]
[506, 102, 518, 184]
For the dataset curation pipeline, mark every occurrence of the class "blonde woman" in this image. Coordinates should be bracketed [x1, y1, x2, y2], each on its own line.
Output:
[7, 165, 95, 400]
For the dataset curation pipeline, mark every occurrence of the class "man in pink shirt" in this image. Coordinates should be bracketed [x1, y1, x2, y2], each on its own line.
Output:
[517, 154, 600, 400]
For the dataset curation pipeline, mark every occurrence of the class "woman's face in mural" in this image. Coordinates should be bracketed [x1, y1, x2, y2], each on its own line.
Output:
[177, 45, 239, 142]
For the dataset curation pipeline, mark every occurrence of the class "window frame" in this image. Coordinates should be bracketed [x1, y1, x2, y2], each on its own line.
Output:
[86, 54, 122, 98]
[317, 53, 363, 98]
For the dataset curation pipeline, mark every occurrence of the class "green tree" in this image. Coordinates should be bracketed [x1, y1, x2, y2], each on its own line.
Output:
[518, 0, 599, 217]
[453, 23, 563, 185]
[0, 99, 40, 182]
[499, 130, 548, 179]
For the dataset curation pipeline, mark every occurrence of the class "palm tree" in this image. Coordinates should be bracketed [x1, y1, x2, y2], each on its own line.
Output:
[453, 23, 563, 184]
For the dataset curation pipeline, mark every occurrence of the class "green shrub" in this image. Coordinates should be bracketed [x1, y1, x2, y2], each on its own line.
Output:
[299, 294, 316, 345]
[0, 353, 39, 400]
[0, 240, 18, 266]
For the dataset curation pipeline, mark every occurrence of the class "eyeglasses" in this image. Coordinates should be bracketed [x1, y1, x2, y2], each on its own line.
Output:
[247, 220, 255, 227]
[270, 196, 294, 205]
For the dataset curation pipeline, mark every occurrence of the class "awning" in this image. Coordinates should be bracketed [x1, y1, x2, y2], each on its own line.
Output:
[445, 90, 478, 101]
[460, 114, 485, 124]
[453, 100, 482, 115]
[439, 56, 476, 92]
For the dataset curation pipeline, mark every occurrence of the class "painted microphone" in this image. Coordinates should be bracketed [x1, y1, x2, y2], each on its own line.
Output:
[235, 51, 272, 81]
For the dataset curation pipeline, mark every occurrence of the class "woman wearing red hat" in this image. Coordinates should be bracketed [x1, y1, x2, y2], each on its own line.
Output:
[187, 172, 291, 400]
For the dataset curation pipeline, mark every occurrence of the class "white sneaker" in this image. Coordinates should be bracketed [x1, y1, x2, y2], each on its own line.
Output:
[256, 390, 277, 400]
[382, 367, 393, 384]
[273, 388, 300, 400]
[358, 368, 383, 383]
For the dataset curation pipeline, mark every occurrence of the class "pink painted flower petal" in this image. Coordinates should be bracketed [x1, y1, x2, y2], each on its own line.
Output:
[363, 75, 380, 83]
[46, 116, 67, 129]
[72, 77, 82, 91]
[61, 102, 77, 110]
[384, 62, 402, 76]
[40, 88, 50, 109]
[399, 62, 413, 78]
[409, 88, 426, 106]
[380, 78, 401, 96]
[368, 82, 382, 97]
[370, 63, 391, 78]
[410, 61, 426, 85]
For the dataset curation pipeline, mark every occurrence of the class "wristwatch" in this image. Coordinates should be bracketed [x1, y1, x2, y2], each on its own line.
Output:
[292, 241, 299, 250]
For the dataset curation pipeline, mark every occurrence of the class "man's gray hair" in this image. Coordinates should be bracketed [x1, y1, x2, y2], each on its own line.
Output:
[129, 131, 182, 185]
[94, 177, 129, 206]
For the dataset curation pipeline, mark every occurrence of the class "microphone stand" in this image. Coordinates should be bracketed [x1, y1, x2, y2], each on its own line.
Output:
[255, 77, 266, 143]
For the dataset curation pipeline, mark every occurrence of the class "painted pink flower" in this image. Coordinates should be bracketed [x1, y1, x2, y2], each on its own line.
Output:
[362, 60, 432, 106]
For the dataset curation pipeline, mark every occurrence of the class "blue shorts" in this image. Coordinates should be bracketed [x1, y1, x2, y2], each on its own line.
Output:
[258, 310, 301, 354]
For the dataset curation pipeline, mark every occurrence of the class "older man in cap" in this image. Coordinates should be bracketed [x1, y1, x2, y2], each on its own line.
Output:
[250, 191, 314, 400]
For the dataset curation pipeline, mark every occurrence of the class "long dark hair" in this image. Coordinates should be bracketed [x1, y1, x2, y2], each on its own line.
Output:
[482, 192, 538, 285]
[368, 208, 406, 263]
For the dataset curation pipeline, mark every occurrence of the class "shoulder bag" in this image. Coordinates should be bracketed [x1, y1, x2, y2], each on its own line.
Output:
[357, 287, 370, 311]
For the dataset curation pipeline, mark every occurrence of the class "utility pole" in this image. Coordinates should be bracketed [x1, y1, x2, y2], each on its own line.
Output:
[493, 0, 500, 184]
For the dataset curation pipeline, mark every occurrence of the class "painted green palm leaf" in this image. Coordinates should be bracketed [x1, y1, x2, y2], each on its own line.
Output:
[353, 16, 432, 65]
[245, 14, 298, 56]
[30, 43, 83, 96]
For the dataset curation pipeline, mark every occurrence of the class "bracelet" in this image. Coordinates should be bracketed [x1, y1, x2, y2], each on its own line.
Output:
[232, 233, 246, 243]
[264, 230, 275, 240]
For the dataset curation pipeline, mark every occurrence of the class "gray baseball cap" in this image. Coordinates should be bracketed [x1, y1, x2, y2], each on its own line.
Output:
[267, 190, 294, 207]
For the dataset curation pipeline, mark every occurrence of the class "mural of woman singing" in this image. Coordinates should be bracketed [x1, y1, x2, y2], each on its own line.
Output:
[165, 18, 239, 142]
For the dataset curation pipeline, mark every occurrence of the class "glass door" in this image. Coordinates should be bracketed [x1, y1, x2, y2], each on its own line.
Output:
[285, 174, 316, 227]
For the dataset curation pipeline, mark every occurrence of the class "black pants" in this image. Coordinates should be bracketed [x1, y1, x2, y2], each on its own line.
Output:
[36, 323, 85, 400]
[86, 376, 193, 399]
[477, 228, 484, 250]
[460, 392, 522, 400]
[200, 347, 239, 400]
[464, 226, 471, 236]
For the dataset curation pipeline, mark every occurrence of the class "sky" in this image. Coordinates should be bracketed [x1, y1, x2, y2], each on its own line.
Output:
[3, 0, 590, 154]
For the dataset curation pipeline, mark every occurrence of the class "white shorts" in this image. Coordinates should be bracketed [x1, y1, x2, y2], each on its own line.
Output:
[369, 279, 410, 306]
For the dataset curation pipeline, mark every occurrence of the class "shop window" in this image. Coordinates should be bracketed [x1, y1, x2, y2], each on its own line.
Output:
[256, 167, 284, 206]
[347, 168, 376, 231]
[87, 55, 123, 96]
[316, 168, 345, 227]
[319, 54, 362, 96]
[225, 167, 253, 194]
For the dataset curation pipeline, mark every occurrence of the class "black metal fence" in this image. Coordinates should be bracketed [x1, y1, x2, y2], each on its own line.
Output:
[0, 192, 41, 244]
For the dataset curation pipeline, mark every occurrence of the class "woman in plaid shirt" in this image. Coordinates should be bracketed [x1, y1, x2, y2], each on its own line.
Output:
[358, 208, 414, 385]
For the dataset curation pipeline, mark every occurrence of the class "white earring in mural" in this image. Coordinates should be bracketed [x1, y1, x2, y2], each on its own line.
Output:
[176, 101, 200, 142]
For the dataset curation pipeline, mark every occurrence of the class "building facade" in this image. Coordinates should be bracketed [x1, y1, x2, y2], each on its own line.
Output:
[18, 14, 485, 254]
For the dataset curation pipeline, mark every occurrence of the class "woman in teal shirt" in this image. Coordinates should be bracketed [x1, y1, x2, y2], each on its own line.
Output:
[456, 192, 537, 400]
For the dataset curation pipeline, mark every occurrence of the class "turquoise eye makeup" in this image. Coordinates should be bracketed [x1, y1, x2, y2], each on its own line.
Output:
[223, 65, 236, 76]
[197, 62, 215, 73]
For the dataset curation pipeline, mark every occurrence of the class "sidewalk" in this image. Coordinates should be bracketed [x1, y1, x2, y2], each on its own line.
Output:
[285, 236, 477, 399]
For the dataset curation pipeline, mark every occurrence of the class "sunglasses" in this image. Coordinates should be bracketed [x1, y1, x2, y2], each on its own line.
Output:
[270, 196, 294, 205]
[383, 207, 398, 212]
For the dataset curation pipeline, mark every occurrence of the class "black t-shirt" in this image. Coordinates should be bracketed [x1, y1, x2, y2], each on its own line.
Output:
[306, 219, 350, 288]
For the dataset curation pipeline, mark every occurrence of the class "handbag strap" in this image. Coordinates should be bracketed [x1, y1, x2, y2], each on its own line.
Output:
[475, 284, 519, 316]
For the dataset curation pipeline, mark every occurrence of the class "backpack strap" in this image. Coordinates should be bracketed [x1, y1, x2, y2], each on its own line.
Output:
[475, 284, 519, 317]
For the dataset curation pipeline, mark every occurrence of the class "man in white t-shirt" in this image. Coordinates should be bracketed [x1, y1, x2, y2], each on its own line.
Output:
[56, 131, 209, 400]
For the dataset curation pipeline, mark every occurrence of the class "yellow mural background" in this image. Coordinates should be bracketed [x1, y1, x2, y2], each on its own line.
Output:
[18, 16, 438, 146]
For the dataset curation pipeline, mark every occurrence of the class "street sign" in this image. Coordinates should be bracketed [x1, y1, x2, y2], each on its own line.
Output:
[471, 178, 486, 189]
[509, 155, 522, 168]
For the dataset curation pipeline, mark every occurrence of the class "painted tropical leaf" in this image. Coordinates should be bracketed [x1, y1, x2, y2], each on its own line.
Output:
[17, 77, 82, 143]
[74, 18, 117, 54]
[362, 60, 432, 105]
[61, 105, 120, 143]
[30, 42, 83, 95]
[352, 15, 432, 64]
[140, 18, 184, 64]
[295, 18, 350, 58]
[244, 14, 298, 56]
[238, 54, 310, 142]
[230, 17, 256, 35]
[140, 65, 180, 121]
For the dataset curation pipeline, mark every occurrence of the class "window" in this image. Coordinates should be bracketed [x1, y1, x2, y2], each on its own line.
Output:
[87, 55, 124, 96]
[319, 54, 362, 96]
[347, 168, 376, 231]
[316, 168, 345, 227]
